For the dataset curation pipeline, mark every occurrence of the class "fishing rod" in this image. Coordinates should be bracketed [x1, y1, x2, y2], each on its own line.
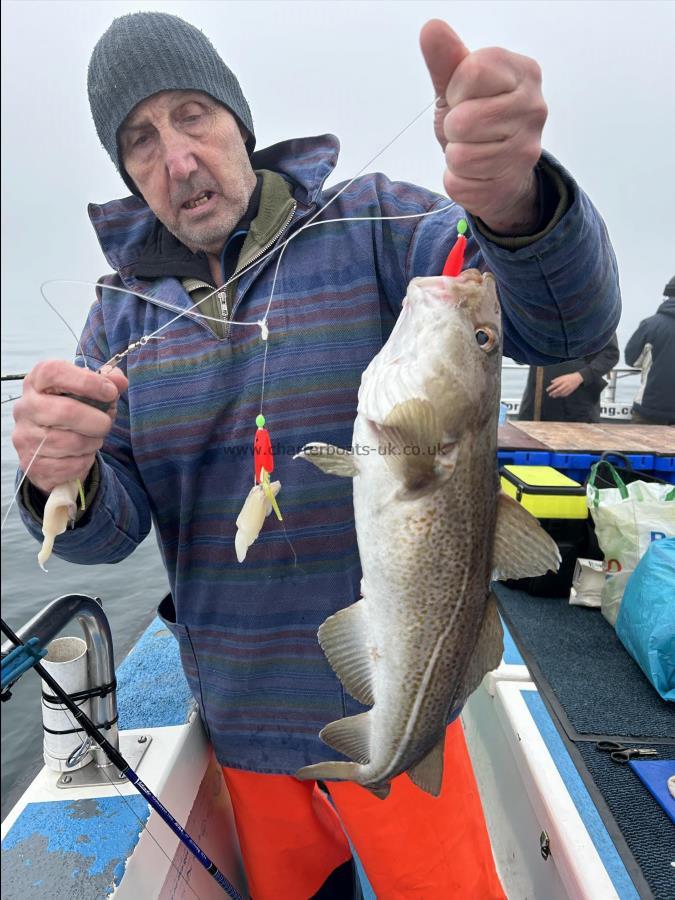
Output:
[0, 616, 245, 900]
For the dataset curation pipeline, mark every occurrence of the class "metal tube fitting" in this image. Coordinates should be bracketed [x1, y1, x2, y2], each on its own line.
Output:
[1, 594, 118, 766]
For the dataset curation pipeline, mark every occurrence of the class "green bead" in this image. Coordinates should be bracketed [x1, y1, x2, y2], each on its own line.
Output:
[256, 414, 266, 428]
[457, 218, 468, 235]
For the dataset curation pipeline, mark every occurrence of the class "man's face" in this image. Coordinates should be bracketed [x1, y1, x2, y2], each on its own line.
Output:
[119, 90, 256, 255]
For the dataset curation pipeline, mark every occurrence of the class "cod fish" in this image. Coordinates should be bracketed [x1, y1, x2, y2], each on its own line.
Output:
[294, 270, 560, 799]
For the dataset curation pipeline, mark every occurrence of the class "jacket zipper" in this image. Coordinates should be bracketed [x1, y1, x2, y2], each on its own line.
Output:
[118, 202, 299, 339]
[217, 291, 228, 322]
[225, 201, 297, 338]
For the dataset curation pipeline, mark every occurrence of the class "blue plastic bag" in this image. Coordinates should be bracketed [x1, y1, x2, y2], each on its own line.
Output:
[616, 538, 675, 701]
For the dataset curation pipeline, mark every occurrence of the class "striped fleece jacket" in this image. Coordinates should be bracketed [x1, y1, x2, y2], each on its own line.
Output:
[19, 134, 620, 773]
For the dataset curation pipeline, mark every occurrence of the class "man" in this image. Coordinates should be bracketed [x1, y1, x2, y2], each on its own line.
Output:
[625, 277, 675, 425]
[518, 333, 620, 422]
[12, 12, 620, 899]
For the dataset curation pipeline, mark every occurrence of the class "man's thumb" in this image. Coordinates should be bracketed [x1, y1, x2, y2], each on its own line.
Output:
[419, 20, 470, 101]
[100, 366, 129, 396]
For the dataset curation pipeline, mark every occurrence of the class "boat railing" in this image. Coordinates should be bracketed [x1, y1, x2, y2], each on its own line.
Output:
[501, 364, 641, 420]
[1, 594, 118, 767]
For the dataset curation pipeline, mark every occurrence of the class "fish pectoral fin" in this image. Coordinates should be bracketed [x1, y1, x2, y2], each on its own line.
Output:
[491, 491, 562, 580]
[377, 398, 444, 492]
[320, 712, 371, 764]
[295, 761, 362, 783]
[294, 443, 359, 477]
[452, 593, 504, 709]
[365, 782, 391, 800]
[317, 600, 375, 705]
[406, 735, 446, 797]
[296, 763, 389, 799]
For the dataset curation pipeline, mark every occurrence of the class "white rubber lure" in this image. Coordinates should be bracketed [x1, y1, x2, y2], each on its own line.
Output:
[38, 480, 80, 571]
[235, 478, 281, 563]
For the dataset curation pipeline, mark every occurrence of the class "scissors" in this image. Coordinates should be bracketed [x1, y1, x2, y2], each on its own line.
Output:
[596, 741, 659, 764]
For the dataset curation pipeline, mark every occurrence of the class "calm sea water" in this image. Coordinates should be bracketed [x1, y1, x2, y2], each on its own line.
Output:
[0, 332, 639, 821]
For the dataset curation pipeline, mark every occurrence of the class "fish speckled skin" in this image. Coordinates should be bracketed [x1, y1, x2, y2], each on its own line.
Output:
[295, 270, 559, 798]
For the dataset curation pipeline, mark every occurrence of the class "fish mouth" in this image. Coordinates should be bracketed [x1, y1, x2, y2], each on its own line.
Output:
[453, 268, 483, 286]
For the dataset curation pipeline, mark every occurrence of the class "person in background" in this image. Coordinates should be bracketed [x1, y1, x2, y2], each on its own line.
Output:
[625, 277, 675, 425]
[519, 334, 619, 422]
[11, 12, 621, 899]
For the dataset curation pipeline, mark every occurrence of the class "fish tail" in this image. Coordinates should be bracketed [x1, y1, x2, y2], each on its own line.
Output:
[295, 761, 363, 783]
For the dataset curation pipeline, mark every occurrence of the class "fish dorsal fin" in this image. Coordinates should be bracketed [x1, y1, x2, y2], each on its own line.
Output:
[320, 712, 372, 764]
[294, 443, 359, 477]
[317, 600, 375, 706]
[491, 491, 561, 580]
[406, 734, 446, 796]
[377, 398, 447, 491]
[452, 593, 504, 710]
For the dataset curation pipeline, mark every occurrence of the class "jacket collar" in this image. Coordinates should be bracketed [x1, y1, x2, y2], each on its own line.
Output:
[130, 175, 263, 283]
[87, 134, 340, 279]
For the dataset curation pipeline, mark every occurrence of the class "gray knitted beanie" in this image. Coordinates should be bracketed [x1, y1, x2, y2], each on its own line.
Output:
[88, 12, 255, 192]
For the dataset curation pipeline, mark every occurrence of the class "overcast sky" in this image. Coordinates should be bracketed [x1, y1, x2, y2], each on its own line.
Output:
[1, 0, 674, 365]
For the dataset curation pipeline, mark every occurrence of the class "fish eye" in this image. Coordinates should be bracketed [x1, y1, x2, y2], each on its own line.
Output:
[475, 327, 496, 352]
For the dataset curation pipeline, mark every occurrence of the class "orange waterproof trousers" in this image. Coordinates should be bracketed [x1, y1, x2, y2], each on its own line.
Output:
[222, 719, 505, 899]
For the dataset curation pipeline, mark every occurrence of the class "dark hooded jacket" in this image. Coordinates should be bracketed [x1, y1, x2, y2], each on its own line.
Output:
[519, 334, 620, 423]
[625, 297, 675, 424]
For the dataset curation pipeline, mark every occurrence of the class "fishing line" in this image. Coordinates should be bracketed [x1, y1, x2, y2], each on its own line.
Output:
[37, 202, 454, 356]
[39, 288, 92, 371]
[255, 203, 452, 412]
[39, 279, 229, 332]
[0, 435, 48, 534]
[96, 767, 206, 900]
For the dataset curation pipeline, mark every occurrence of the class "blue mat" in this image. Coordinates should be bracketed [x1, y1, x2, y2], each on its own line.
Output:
[629, 759, 675, 826]
[494, 585, 675, 741]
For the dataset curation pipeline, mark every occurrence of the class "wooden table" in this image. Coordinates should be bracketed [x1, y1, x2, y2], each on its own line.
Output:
[500, 422, 675, 455]
[497, 422, 550, 451]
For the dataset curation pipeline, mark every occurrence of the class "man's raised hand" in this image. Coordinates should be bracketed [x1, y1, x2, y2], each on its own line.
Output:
[420, 19, 548, 234]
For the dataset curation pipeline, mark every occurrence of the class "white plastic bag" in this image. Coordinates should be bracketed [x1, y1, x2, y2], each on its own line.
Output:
[569, 558, 605, 608]
[586, 462, 675, 626]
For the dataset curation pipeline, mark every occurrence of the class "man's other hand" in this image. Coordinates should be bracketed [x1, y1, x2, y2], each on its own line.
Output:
[546, 372, 584, 399]
[420, 19, 548, 235]
[12, 360, 128, 493]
